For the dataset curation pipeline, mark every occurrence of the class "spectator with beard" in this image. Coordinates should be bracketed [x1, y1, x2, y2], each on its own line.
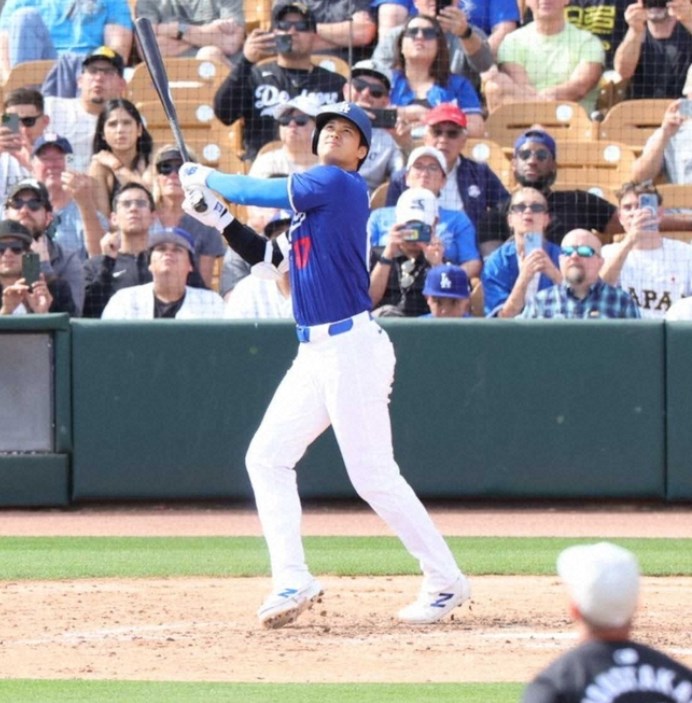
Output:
[41, 47, 127, 172]
[522, 229, 640, 318]
[476, 129, 621, 257]
[213, 2, 346, 159]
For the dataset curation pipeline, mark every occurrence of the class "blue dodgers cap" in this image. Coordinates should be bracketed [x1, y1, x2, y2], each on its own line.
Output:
[514, 129, 557, 159]
[148, 227, 195, 254]
[311, 101, 373, 160]
[422, 264, 470, 299]
[32, 132, 73, 157]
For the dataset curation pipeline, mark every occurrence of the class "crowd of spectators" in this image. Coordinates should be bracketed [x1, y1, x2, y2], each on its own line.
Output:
[0, 0, 690, 321]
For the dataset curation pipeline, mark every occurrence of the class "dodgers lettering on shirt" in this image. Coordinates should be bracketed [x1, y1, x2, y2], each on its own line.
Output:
[287, 165, 372, 327]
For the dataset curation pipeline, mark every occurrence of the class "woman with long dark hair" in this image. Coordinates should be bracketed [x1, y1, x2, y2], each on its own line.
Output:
[89, 98, 153, 216]
[390, 15, 485, 137]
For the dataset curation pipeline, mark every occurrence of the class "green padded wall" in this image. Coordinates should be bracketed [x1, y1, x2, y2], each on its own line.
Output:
[71, 319, 666, 502]
[665, 322, 692, 500]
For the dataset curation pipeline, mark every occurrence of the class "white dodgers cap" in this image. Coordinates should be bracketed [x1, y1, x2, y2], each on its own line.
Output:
[557, 542, 640, 629]
[395, 187, 438, 226]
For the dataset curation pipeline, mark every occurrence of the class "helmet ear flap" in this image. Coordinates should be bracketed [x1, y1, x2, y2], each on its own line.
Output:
[311, 127, 319, 155]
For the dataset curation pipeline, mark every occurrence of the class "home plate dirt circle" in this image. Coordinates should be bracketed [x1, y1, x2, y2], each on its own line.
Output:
[1, 506, 691, 683]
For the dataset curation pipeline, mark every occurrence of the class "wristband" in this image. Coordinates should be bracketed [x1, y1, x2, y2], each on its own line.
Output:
[379, 255, 394, 265]
[460, 25, 473, 40]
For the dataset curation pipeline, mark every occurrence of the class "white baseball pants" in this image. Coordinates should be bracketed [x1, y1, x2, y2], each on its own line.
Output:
[246, 315, 462, 592]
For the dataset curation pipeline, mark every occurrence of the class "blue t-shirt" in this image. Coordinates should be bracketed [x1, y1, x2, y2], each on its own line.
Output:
[288, 165, 373, 327]
[368, 206, 479, 265]
[0, 0, 133, 53]
[369, 0, 520, 36]
[389, 71, 482, 114]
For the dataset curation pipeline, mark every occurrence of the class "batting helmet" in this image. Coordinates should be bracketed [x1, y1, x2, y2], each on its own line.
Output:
[311, 102, 372, 160]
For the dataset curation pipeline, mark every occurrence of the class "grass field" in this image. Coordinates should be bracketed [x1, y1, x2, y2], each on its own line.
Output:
[2, 535, 690, 702]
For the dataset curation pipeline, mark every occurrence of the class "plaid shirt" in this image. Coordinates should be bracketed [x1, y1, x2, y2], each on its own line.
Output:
[522, 280, 641, 319]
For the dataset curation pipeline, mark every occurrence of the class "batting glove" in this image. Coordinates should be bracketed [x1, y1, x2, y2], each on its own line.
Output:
[182, 187, 234, 232]
[179, 162, 215, 189]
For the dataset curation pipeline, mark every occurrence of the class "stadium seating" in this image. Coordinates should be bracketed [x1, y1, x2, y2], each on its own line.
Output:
[485, 100, 594, 147]
[597, 99, 670, 153]
[128, 58, 227, 104]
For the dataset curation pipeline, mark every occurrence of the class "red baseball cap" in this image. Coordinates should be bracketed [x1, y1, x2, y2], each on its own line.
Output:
[424, 103, 468, 128]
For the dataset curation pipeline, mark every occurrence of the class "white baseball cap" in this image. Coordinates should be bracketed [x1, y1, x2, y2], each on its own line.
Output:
[557, 542, 640, 629]
[395, 187, 438, 226]
[273, 95, 320, 120]
[406, 146, 447, 174]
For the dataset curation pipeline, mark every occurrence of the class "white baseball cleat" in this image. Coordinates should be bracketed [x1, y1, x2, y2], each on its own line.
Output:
[257, 578, 323, 629]
[397, 575, 471, 625]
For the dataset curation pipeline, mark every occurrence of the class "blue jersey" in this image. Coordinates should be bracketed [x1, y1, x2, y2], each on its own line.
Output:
[287, 165, 372, 327]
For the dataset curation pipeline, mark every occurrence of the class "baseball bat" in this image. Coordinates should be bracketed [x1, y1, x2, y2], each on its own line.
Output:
[134, 17, 207, 211]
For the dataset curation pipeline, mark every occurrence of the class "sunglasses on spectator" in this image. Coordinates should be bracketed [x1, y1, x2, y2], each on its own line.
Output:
[277, 113, 311, 126]
[2, 113, 42, 127]
[0, 242, 26, 254]
[560, 245, 598, 258]
[275, 19, 312, 31]
[8, 197, 44, 211]
[517, 148, 551, 162]
[157, 160, 183, 175]
[509, 202, 548, 213]
[352, 77, 387, 98]
[431, 126, 463, 139]
[403, 26, 439, 40]
[117, 198, 150, 209]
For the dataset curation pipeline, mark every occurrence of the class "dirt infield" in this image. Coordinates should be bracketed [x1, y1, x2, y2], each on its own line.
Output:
[1, 504, 691, 683]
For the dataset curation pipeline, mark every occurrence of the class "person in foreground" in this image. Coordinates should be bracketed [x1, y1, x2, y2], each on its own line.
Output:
[522, 229, 640, 319]
[179, 101, 469, 629]
[101, 228, 225, 320]
[522, 542, 692, 703]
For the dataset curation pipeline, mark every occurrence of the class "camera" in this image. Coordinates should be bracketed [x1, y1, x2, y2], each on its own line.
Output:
[369, 108, 398, 129]
[402, 221, 432, 243]
[2, 113, 19, 133]
[523, 231, 543, 255]
[275, 33, 293, 54]
[638, 192, 659, 232]
[642, 0, 668, 8]
[435, 0, 453, 14]
[21, 252, 40, 288]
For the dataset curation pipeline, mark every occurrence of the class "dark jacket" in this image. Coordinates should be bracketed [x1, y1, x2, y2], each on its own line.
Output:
[213, 58, 346, 158]
[385, 155, 509, 230]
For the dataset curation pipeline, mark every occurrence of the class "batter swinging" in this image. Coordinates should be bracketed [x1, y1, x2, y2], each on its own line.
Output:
[180, 102, 470, 629]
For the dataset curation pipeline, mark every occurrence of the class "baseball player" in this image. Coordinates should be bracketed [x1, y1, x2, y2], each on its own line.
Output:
[179, 102, 469, 629]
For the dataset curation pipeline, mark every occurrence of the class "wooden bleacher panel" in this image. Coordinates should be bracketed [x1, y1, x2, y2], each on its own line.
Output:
[369, 181, 389, 209]
[244, 0, 273, 30]
[655, 184, 692, 212]
[469, 279, 484, 317]
[311, 54, 350, 79]
[551, 140, 638, 191]
[464, 137, 511, 184]
[2, 59, 55, 93]
[485, 101, 594, 148]
[597, 99, 670, 153]
[136, 99, 217, 146]
[128, 58, 227, 105]
[256, 139, 282, 157]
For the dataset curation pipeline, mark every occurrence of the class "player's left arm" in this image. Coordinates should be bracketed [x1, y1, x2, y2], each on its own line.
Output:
[182, 187, 289, 280]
